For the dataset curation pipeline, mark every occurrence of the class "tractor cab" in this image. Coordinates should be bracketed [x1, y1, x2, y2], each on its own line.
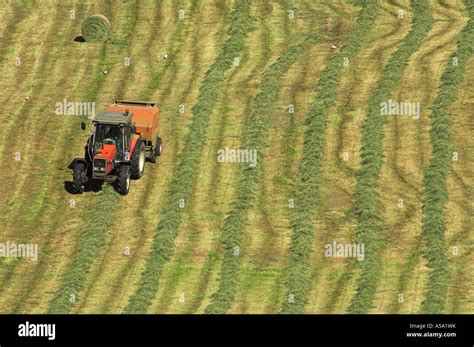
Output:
[89, 110, 134, 178]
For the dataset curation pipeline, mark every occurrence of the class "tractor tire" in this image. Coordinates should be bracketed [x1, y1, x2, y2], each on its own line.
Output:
[149, 137, 162, 164]
[116, 165, 130, 195]
[72, 162, 86, 194]
[130, 139, 145, 179]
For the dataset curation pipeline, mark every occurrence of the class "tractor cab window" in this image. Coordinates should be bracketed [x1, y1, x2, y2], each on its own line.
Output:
[94, 125, 118, 148]
[94, 124, 124, 158]
[123, 125, 132, 151]
[125, 125, 132, 139]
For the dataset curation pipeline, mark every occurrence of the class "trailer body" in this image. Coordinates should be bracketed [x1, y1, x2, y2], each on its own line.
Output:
[105, 100, 160, 147]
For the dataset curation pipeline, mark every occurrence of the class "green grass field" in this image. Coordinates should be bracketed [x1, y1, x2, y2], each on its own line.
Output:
[0, 0, 472, 314]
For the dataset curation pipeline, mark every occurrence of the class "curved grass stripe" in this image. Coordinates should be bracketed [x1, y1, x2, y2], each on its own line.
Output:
[57, 3, 200, 312]
[280, 1, 378, 314]
[420, 0, 473, 314]
[28, 2, 165, 314]
[46, 4, 139, 314]
[233, 0, 348, 313]
[153, 11, 263, 313]
[347, 0, 433, 313]
[313, 0, 409, 313]
[6, 3, 100, 312]
[47, 185, 119, 313]
[78, 0, 209, 313]
[183, 1, 280, 314]
[29, 2, 157, 313]
[238, 1, 326, 314]
[168, 5, 274, 313]
[205, 33, 322, 314]
[0, 2, 85, 298]
[374, 2, 464, 313]
[445, 60, 473, 314]
[0, 2, 30, 65]
[123, 0, 255, 313]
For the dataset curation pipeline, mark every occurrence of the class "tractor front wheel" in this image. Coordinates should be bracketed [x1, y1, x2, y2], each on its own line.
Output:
[72, 162, 86, 194]
[117, 165, 130, 195]
[130, 140, 145, 179]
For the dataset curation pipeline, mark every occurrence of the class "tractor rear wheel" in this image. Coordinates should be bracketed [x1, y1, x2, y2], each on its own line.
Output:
[117, 165, 130, 195]
[149, 137, 162, 163]
[130, 140, 145, 179]
[72, 162, 86, 194]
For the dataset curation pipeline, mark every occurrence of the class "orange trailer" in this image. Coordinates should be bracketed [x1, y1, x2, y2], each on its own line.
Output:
[106, 100, 160, 147]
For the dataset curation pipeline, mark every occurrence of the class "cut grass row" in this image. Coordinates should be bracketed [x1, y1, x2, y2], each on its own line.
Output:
[281, 0, 379, 314]
[294, 0, 403, 313]
[123, 0, 255, 313]
[347, 0, 433, 313]
[232, 0, 336, 314]
[205, 33, 322, 314]
[200, 0, 318, 314]
[309, 0, 408, 313]
[190, 1, 283, 314]
[150, 5, 268, 313]
[14, 2, 140, 226]
[0, 2, 69, 217]
[420, 0, 473, 314]
[46, 2, 139, 314]
[80, 0, 228, 314]
[0, 2, 88, 304]
[149, 1, 280, 312]
[47, 185, 119, 313]
[372, 1, 465, 313]
[201, 2, 284, 313]
[445, 57, 473, 314]
[333, 0, 406, 179]
[46, 1, 193, 314]
[9, 5, 111, 313]
[72, 0, 200, 313]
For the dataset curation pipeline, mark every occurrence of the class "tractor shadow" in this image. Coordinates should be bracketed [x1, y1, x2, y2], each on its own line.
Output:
[64, 179, 105, 194]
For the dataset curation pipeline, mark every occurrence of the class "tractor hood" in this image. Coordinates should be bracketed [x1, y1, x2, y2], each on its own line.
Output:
[95, 143, 117, 162]
[92, 143, 116, 178]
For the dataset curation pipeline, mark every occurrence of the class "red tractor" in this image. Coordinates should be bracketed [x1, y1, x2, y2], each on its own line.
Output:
[69, 100, 162, 195]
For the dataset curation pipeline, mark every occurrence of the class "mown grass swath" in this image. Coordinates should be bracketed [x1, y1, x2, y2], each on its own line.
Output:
[281, 0, 379, 314]
[0, 2, 83, 300]
[123, 0, 255, 313]
[347, 0, 433, 313]
[48, 0, 199, 313]
[48, 186, 119, 313]
[204, 34, 322, 314]
[420, 0, 473, 314]
[46, 44, 118, 312]
[47, 4, 137, 314]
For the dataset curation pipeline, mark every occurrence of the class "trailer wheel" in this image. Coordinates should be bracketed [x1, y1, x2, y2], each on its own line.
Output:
[156, 137, 163, 156]
[149, 137, 162, 163]
[117, 165, 130, 195]
[72, 162, 86, 194]
[130, 140, 145, 179]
